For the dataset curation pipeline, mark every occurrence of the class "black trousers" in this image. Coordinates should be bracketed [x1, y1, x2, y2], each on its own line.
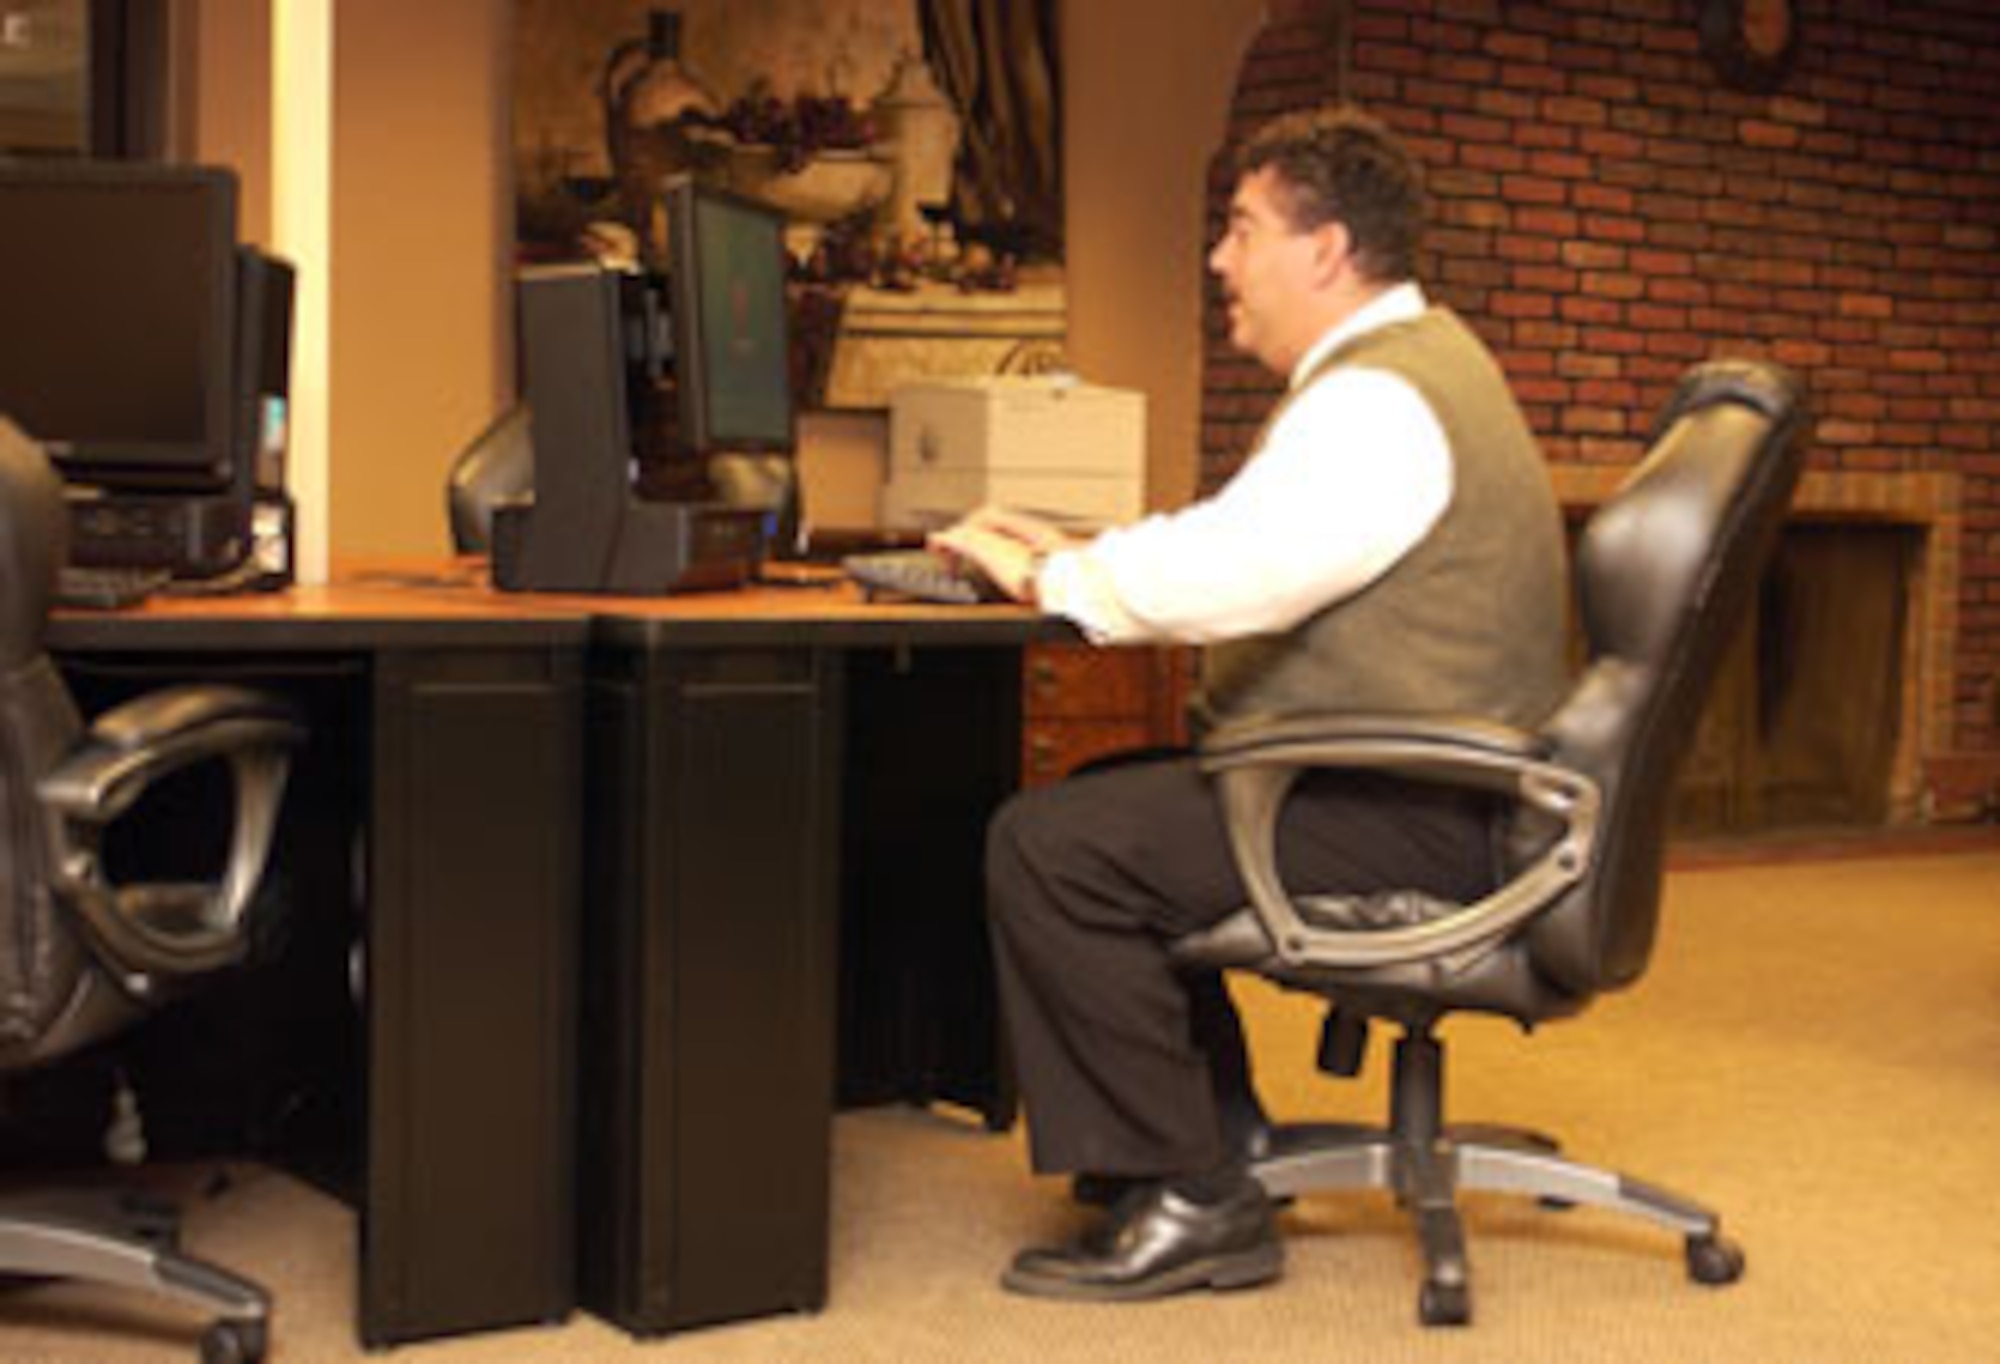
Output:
[985, 750, 1499, 1178]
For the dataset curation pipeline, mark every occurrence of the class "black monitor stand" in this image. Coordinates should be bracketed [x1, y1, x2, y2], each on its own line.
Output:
[497, 264, 761, 595]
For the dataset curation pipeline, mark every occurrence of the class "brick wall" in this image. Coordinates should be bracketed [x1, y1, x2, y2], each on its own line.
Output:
[1200, 0, 2000, 772]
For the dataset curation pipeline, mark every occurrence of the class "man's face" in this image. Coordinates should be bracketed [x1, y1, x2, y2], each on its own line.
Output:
[1208, 166, 1326, 374]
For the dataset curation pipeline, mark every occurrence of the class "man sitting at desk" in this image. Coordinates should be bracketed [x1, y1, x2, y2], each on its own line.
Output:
[931, 104, 1567, 1301]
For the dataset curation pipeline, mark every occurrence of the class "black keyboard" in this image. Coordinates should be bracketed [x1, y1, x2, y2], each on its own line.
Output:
[55, 565, 172, 610]
[842, 550, 1006, 605]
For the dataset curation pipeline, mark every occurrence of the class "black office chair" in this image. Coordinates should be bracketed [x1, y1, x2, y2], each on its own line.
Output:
[0, 418, 304, 1363]
[445, 403, 536, 555]
[1171, 359, 1806, 1326]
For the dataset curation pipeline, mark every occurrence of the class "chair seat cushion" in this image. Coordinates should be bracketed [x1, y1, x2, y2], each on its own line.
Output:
[1297, 889, 1462, 932]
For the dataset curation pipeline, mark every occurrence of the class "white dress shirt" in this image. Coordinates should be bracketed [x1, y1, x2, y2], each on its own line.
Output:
[1037, 283, 1453, 645]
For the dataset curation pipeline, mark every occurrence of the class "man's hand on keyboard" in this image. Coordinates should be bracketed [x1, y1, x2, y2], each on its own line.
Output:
[958, 505, 1082, 555]
[929, 524, 1034, 602]
[930, 506, 1081, 603]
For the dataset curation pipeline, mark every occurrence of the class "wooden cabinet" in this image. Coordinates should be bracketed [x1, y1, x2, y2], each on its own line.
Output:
[1020, 641, 1188, 786]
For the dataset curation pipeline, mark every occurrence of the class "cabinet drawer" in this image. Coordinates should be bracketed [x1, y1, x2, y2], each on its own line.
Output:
[1023, 643, 1156, 719]
[1022, 719, 1154, 786]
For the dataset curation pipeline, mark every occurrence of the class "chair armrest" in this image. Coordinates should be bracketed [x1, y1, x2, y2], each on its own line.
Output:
[1200, 712, 1546, 767]
[39, 685, 304, 822]
[37, 684, 304, 986]
[1196, 714, 1598, 972]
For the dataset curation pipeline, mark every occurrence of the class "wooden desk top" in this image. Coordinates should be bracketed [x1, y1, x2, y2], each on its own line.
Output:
[50, 559, 1074, 653]
[344, 559, 1075, 648]
[47, 561, 587, 653]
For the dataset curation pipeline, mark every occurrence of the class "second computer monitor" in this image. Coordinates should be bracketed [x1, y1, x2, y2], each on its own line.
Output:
[663, 177, 794, 457]
[0, 161, 239, 493]
[0, 160, 293, 578]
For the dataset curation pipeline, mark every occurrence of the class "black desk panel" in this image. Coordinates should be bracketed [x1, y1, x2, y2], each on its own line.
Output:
[572, 594, 1065, 1336]
[53, 578, 1070, 1345]
[52, 589, 587, 1348]
[838, 644, 1026, 1125]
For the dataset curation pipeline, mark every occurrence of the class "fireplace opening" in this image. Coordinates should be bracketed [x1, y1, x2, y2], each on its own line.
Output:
[1667, 523, 1920, 836]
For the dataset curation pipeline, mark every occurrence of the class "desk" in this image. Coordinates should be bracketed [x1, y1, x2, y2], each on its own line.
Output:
[519, 580, 1069, 1334]
[52, 574, 1068, 1344]
[51, 578, 588, 1348]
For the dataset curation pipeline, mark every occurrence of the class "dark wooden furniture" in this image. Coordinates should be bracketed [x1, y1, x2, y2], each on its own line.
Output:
[549, 584, 1069, 1335]
[53, 573, 1074, 1344]
[49, 575, 588, 1348]
[1021, 640, 1188, 786]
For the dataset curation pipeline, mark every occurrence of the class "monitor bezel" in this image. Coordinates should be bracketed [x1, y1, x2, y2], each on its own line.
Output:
[0, 159, 239, 493]
[662, 175, 796, 458]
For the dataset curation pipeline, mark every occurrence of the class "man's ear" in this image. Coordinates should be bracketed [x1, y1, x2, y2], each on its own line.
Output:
[1307, 219, 1353, 287]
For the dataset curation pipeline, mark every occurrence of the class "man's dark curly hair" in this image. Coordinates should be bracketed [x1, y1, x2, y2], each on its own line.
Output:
[1234, 105, 1426, 283]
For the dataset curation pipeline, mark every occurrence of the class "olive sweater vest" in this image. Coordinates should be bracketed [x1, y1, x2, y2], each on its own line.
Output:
[1193, 307, 1568, 737]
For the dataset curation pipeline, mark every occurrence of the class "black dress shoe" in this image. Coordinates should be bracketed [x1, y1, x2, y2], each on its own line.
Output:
[1002, 1181, 1283, 1302]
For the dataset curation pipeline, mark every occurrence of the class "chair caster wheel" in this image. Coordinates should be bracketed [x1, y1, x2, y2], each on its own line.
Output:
[1685, 1233, 1746, 1286]
[1419, 1279, 1471, 1327]
[200, 1318, 267, 1364]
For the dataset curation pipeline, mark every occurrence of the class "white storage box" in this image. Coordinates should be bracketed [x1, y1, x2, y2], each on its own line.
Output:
[881, 375, 1146, 529]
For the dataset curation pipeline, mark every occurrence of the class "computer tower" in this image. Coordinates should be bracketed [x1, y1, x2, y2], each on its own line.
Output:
[238, 248, 295, 498]
[232, 249, 296, 588]
[511, 265, 629, 591]
[506, 265, 761, 595]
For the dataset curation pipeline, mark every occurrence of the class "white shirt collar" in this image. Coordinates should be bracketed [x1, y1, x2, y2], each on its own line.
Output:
[1288, 282, 1429, 390]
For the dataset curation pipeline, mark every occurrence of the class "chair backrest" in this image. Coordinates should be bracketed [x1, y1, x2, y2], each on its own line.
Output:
[0, 418, 113, 1064]
[446, 404, 536, 555]
[1526, 360, 1806, 994]
[0, 419, 65, 675]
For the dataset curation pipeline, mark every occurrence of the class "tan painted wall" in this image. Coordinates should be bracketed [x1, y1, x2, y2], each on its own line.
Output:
[330, 3, 513, 558]
[186, 1, 511, 559]
[1062, 0, 1266, 511]
[184, 0, 272, 247]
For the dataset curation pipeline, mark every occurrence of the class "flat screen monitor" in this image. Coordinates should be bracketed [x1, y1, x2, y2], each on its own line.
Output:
[663, 177, 794, 456]
[0, 160, 239, 493]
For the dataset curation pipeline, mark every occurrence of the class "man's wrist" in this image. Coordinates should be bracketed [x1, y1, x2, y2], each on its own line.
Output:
[1018, 548, 1049, 603]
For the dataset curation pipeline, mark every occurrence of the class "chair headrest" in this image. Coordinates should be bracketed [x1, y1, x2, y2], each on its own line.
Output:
[1650, 357, 1800, 440]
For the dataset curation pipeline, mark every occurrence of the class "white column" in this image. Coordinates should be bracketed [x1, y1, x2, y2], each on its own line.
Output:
[270, 0, 334, 584]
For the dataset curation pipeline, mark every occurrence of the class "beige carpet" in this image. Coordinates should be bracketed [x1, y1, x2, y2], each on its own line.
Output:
[6, 846, 1999, 1363]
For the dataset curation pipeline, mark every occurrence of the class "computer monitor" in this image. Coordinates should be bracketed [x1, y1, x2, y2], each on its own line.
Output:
[0, 160, 289, 581]
[502, 178, 797, 591]
[662, 176, 795, 458]
[0, 160, 239, 493]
